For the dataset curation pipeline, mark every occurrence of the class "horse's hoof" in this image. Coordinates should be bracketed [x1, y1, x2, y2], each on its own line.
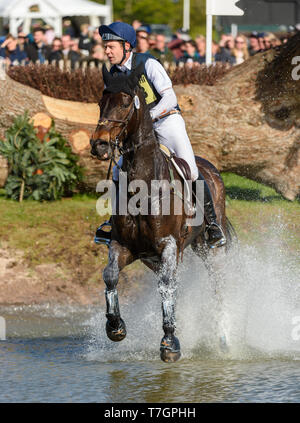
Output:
[106, 318, 127, 342]
[160, 335, 181, 363]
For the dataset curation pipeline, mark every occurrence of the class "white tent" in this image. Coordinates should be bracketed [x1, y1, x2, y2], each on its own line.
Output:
[0, 0, 112, 37]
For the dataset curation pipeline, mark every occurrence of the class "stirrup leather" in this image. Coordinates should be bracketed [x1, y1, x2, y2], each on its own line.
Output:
[94, 220, 112, 246]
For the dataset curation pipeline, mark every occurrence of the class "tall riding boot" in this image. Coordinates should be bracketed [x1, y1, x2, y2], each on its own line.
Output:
[95, 180, 119, 246]
[193, 172, 226, 248]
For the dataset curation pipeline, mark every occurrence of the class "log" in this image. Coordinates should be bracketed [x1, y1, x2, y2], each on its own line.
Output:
[0, 33, 299, 199]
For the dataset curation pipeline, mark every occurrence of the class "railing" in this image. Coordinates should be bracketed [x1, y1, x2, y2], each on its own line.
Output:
[0, 57, 183, 80]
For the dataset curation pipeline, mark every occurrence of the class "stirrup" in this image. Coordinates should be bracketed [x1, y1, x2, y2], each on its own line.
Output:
[94, 220, 112, 246]
[205, 222, 226, 249]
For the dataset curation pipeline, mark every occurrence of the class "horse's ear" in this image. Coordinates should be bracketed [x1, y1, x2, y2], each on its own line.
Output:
[102, 63, 113, 86]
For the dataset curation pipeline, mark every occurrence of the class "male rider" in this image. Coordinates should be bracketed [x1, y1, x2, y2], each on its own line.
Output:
[95, 22, 226, 248]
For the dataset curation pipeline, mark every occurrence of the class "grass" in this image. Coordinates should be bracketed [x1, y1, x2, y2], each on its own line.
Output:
[0, 173, 299, 284]
[222, 173, 300, 251]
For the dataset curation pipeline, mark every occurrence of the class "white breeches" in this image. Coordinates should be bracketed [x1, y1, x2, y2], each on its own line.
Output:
[113, 113, 199, 182]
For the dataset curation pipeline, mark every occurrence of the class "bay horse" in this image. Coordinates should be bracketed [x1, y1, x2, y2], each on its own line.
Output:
[90, 64, 234, 362]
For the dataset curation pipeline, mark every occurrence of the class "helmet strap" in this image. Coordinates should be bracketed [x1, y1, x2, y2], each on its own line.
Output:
[117, 41, 132, 66]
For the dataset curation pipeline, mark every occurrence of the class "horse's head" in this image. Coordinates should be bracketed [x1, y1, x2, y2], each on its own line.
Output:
[90, 63, 145, 160]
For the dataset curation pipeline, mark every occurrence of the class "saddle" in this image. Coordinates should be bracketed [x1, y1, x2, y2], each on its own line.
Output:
[159, 144, 194, 207]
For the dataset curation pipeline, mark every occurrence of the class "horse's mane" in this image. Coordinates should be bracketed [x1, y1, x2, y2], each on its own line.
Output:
[102, 63, 143, 97]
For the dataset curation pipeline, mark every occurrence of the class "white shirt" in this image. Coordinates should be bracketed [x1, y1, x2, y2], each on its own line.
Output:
[116, 52, 178, 121]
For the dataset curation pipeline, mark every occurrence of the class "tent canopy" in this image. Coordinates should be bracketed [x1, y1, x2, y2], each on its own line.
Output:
[0, 0, 112, 36]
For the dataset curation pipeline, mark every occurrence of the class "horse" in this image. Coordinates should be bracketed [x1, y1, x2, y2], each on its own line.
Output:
[90, 64, 235, 362]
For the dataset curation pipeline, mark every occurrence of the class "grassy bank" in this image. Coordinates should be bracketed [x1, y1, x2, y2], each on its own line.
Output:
[0, 173, 299, 286]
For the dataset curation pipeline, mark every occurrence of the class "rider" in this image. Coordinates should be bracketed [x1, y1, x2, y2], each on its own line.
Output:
[95, 22, 226, 248]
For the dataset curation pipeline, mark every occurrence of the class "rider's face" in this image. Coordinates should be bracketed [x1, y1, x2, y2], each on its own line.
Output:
[104, 41, 130, 65]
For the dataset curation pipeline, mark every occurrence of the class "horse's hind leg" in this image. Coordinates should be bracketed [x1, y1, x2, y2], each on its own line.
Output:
[157, 236, 181, 363]
[103, 241, 134, 342]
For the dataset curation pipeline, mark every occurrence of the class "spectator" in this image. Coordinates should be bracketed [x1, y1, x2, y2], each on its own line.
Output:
[195, 35, 206, 61]
[132, 20, 142, 31]
[179, 39, 204, 65]
[149, 34, 173, 63]
[0, 35, 28, 66]
[17, 32, 28, 53]
[78, 24, 94, 56]
[168, 36, 185, 64]
[81, 44, 107, 67]
[48, 37, 63, 63]
[44, 25, 55, 45]
[231, 34, 249, 65]
[25, 27, 51, 63]
[136, 26, 150, 53]
[61, 34, 81, 68]
[216, 36, 236, 64]
[248, 32, 260, 56]
[63, 20, 76, 38]
[264, 32, 281, 49]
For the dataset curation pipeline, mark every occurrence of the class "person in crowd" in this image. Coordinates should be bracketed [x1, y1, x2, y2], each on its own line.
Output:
[63, 19, 76, 38]
[264, 32, 281, 49]
[61, 34, 81, 68]
[149, 33, 173, 63]
[167, 37, 185, 64]
[231, 34, 249, 65]
[135, 26, 150, 53]
[0, 35, 28, 65]
[179, 39, 204, 65]
[78, 23, 94, 56]
[48, 37, 63, 63]
[81, 43, 107, 67]
[25, 27, 51, 63]
[195, 35, 206, 62]
[248, 32, 260, 56]
[132, 20, 142, 31]
[44, 25, 55, 45]
[17, 32, 28, 53]
[216, 36, 236, 64]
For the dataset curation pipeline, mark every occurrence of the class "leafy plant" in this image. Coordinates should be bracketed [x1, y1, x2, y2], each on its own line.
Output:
[0, 112, 83, 201]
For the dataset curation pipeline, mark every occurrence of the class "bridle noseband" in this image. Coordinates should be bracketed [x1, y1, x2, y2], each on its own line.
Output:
[95, 93, 144, 179]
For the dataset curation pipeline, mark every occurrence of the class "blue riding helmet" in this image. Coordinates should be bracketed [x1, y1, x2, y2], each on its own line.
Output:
[99, 22, 137, 48]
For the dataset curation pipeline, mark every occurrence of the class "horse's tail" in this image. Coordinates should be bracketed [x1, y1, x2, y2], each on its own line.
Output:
[225, 217, 238, 252]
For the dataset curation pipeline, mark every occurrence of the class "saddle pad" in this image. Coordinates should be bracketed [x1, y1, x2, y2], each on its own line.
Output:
[159, 144, 193, 204]
[159, 144, 192, 181]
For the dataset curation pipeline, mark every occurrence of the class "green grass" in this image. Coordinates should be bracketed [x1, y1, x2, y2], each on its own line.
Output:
[0, 173, 299, 284]
[222, 173, 300, 250]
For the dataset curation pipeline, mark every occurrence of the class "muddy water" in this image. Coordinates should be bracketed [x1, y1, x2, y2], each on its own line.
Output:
[0, 223, 299, 403]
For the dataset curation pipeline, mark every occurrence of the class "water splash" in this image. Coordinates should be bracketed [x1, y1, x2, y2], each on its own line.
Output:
[85, 219, 300, 362]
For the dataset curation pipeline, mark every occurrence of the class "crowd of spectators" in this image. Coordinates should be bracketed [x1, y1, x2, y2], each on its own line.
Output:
[0, 20, 298, 70]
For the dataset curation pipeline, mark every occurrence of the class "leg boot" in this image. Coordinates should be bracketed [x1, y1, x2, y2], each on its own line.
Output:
[193, 172, 226, 248]
[95, 180, 119, 246]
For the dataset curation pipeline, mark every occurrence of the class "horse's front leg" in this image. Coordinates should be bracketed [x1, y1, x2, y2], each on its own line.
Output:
[103, 240, 134, 342]
[158, 236, 181, 363]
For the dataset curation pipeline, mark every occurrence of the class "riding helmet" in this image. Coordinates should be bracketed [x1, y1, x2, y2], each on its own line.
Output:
[99, 22, 137, 48]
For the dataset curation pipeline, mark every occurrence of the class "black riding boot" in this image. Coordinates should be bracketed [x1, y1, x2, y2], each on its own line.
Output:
[95, 181, 119, 246]
[193, 172, 226, 248]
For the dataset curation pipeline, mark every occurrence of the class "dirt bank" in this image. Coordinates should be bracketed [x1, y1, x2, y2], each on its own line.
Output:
[0, 245, 146, 306]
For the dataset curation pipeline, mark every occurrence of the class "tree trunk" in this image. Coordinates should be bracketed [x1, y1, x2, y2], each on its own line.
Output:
[0, 33, 299, 199]
[176, 34, 300, 201]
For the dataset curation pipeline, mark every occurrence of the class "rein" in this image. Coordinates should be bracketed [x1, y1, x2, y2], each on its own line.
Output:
[97, 96, 144, 179]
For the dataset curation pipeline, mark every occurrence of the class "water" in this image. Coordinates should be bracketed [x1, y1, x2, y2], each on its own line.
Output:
[0, 221, 299, 403]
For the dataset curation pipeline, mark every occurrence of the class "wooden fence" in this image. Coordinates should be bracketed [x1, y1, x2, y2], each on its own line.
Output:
[0, 57, 184, 79]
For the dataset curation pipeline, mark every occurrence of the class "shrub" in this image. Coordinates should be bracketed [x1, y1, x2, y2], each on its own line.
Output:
[7, 63, 232, 103]
[0, 112, 83, 201]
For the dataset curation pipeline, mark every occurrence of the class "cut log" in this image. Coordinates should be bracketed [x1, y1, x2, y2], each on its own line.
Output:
[0, 33, 299, 199]
[31, 112, 52, 129]
[69, 129, 91, 153]
[0, 155, 8, 188]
